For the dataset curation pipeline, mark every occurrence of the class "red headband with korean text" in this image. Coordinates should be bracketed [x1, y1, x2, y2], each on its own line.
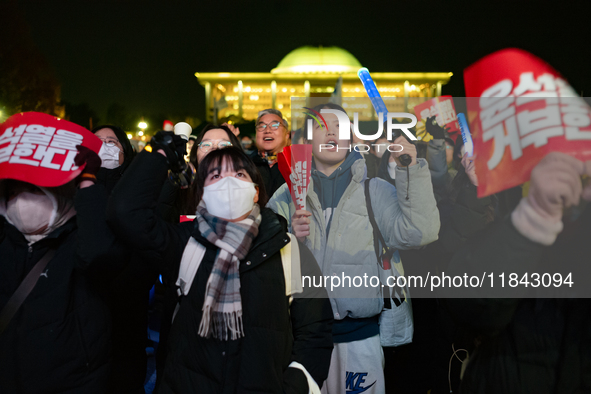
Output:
[0, 112, 102, 187]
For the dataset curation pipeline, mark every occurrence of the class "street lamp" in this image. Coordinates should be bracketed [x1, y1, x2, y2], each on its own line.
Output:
[138, 121, 147, 130]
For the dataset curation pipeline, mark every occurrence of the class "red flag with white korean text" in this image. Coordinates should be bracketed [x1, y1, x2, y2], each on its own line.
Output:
[277, 145, 313, 210]
[464, 48, 591, 197]
[0, 112, 102, 187]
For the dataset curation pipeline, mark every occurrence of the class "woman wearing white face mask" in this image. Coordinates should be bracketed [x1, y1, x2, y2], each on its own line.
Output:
[108, 140, 333, 394]
[0, 147, 115, 393]
[92, 124, 162, 393]
[92, 125, 135, 194]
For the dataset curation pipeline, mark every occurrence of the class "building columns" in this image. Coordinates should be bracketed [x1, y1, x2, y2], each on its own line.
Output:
[271, 81, 277, 109]
[205, 82, 211, 121]
[238, 80, 243, 118]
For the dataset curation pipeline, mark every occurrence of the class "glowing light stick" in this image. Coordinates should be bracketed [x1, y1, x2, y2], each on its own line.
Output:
[456, 113, 474, 157]
[358, 67, 412, 166]
[357, 67, 389, 120]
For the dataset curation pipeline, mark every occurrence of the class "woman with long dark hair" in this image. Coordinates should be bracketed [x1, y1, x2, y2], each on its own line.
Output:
[108, 137, 333, 393]
[182, 124, 242, 214]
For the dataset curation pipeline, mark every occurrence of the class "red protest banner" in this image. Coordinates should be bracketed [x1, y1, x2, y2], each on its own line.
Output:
[413, 95, 460, 139]
[290, 144, 312, 210]
[464, 48, 591, 197]
[180, 215, 196, 223]
[277, 144, 313, 210]
[277, 147, 292, 195]
[0, 112, 102, 187]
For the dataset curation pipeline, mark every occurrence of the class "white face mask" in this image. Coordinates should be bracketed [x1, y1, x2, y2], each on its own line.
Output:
[201, 177, 257, 220]
[5, 192, 54, 235]
[98, 143, 121, 169]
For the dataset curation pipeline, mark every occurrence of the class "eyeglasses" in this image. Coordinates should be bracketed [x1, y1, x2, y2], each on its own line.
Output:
[100, 137, 121, 147]
[256, 121, 284, 132]
[198, 140, 232, 152]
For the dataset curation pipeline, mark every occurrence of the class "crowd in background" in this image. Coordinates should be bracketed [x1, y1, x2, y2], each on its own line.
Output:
[1, 102, 590, 394]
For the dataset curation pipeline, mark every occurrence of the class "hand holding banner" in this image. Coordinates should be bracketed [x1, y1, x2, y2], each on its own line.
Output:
[277, 145, 313, 210]
[0, 112, 102, 187]
[463, 48, 591, 197]
[413, 96, 460, 140]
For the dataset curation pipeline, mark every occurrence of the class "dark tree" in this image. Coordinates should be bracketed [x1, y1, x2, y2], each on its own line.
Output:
[63, 101, 100, 129]
[0, 0, 63, 117]
[106, 103, 132, 130]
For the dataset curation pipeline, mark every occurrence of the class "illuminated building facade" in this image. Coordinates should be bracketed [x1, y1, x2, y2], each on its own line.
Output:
[195, 46, 452, 129]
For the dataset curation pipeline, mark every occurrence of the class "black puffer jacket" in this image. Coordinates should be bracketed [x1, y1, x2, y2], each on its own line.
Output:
[445, 208, 591, 393]
[0, 186, 113, 394]
[249, 151, 286, 198]
[108, 151, 333, 394]
[95, 164, 159, 394]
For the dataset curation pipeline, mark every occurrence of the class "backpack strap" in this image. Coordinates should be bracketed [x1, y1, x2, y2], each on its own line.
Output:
[0, 248, 56, 335]
[364, 179, 383, 262]
[280, 233, 302, 305]
[364, 180, 391, 269]
[364, 180, 405, 308]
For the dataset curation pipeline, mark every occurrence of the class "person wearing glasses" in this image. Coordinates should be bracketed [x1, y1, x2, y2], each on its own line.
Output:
[251, 109, 291, 197]
[91, 125, 159, 393]
[182, 125, 242, 215]
[92, 125, 135, 193]
[187, 124, 240, 168]
[153, 124, 244, 379]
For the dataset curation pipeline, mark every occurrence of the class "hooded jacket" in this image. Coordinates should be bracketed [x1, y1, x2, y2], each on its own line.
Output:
[268, 154, 440, 334]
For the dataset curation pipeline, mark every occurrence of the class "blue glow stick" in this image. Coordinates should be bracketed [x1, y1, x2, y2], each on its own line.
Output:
[357, 67, 389, 120]
[457, 113, 474, 157]
[358, 67, 413, 166]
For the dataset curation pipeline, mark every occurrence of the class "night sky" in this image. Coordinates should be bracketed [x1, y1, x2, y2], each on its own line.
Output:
[13, 0, 591, 125]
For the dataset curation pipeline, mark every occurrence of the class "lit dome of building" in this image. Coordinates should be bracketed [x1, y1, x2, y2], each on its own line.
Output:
[271, 46, 362, 74]
[195, 46, 452, 124]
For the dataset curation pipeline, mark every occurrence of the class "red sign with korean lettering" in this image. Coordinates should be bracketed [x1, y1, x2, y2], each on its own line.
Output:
[290, 145, 312, 210]
[277, 144, 313, 210]
[180, 215, 196, 223]
[413, 95, 460, 139]
[464, 48, 591, 197]
[0, 112, 102, 187]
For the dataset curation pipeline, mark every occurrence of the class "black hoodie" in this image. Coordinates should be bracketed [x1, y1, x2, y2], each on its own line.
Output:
[311, 151, 361, 234]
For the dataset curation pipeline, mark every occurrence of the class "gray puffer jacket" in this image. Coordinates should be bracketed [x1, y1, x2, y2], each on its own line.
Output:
[268, 156, 440, 322]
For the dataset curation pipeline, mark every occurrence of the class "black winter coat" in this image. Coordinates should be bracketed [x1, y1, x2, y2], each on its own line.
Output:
[249, 151, 285, 198]
[95, 165, 160, 394]
[0, 186, 114, 394]
[108, 151, 333, 394]
[445, 209, 591, 393]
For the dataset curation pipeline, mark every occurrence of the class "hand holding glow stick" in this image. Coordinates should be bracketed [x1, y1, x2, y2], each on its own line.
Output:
[358, 67, 390, 119]
[457, 113, 474, 157]
[358, 67, 412, 166]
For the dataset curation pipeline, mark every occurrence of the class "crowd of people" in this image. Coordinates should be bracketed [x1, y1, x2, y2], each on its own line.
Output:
[1, 101, 590, 394]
